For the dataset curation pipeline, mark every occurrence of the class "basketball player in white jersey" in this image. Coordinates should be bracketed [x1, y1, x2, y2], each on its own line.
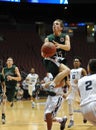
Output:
[67, 57, 87, 128]
[44, 71, 71, 130]
[26, 68, 39, 108]
[78, 58, 96, 126]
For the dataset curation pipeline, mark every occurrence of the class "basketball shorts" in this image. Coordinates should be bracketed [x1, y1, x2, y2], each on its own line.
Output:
[80, 101, 96, 126]
[43, 58, 60, 78]
[6, 87, 16, 102]
[44, 95, 63, 120]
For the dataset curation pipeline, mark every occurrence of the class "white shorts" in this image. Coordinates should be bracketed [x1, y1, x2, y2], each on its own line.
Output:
[28, 83, 35, 96]
[44, 95, 64, 120]
[67, 87, 80, 103]
[80, 101, 96, 126]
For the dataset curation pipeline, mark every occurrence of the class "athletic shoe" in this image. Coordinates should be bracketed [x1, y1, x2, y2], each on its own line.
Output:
[83, 119, 87, 123]
[46, 85, 56, 96]
[2, 114, 6, 124]
[68, 120, 74, 128]
[60, 117, 67, 130]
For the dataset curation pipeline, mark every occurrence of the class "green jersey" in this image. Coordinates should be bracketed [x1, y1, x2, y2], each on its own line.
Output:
[47, 33, 66, 58]
[3, 65, 17, 89]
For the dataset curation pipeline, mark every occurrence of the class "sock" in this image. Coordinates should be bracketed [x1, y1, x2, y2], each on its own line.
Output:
[55, 116, 67, 123]
[70, 115, 74, 121]
[50, 81, 56, 88]
[55, 117, 62, 123]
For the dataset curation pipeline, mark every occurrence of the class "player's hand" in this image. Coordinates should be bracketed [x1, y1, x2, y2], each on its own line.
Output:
[52, 40, 60, 49]
[7, 75, 13, 80]
[63, 94, 67, 99]
[74, 79, 78, 84]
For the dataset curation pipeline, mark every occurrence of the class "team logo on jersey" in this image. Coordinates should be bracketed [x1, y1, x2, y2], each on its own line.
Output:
[60, 37, 64, 42]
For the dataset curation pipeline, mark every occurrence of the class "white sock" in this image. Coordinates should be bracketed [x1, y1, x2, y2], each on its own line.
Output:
[55, 117, 62, 123]
[70, 115, 74, 121]
[50, 81, 56, 87]
[55, 116, 67, 123]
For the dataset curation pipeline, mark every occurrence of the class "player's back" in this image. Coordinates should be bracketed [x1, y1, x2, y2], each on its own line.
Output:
[78, 74, 96, 106]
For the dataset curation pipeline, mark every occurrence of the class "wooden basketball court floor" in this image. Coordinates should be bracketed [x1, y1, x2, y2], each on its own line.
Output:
[0, 98, 95, 130]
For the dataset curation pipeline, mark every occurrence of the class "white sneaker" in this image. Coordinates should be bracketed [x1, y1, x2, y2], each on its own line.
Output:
[32, 102, 35, 108]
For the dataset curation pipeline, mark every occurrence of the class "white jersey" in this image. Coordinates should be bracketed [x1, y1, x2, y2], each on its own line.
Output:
[70, 67, 83, 88]
[26, 73, 39, 85]
[26, 73, 39, 95]
[54, 87, 64, 96]
[78, 74, 96, 106]
[43, 73, 53, 83]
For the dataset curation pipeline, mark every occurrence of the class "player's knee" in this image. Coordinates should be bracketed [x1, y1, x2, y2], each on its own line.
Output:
[32, 91, 36, 98]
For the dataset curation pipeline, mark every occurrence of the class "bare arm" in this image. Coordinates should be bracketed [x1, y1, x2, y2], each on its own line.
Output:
[82, 68, 87, 76]
[44, 35, 71, 51]
[53, 35, 71, 51]
[2, 81, 6, 94]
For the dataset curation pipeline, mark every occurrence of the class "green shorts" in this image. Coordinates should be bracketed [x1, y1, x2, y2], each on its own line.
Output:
[6, 87, 16, 102]
[43, 58, 59, 78]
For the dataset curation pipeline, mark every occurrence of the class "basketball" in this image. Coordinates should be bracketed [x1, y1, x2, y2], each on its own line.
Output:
[41, 42, 56, 58]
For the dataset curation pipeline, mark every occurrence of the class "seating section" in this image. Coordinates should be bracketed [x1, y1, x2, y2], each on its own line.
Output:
[0, 25, 96, 79]
[0, 24, 46, 79]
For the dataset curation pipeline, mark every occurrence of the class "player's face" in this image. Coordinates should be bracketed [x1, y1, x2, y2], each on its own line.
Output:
[31, 68, 35, 74]
[52, 21, 63, 33]
[6, 58, 13, 66]
[73, 59, 81, 68]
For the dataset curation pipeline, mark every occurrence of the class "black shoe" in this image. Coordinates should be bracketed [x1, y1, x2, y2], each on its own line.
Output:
[83, 119, 87, 123]
[68, 120, 74, 128]
[60, 117, 67, 130]
[46, 85, 56, 96]
[2, 114, 6, 124]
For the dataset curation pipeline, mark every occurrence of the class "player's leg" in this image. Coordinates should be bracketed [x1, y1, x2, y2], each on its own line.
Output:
[52, 63, 70, 86]
[42, 59, 70, 96]
[44, 95, 67, 130]
[1, 94, 6, 124]
[32, 90, 37, 108]
[67, 90, 74, 128]
[67, 99, 74, 128]
[6, 88, 15, 107]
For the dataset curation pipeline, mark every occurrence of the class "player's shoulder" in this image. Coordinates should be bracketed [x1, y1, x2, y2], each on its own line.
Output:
[70, 68, 76, 72]
[90, 74, 96, 78]
[61, 32, 67, 36]
[79, 74, 96, 82]
[35, 73, 39, 77]
[47, 34, 54, 38]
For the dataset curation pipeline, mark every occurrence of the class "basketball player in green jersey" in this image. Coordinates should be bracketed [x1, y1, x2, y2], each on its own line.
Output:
[41, 19, 70, 95]
[45, 19, 70, 65]
[2, 57, 21, 107]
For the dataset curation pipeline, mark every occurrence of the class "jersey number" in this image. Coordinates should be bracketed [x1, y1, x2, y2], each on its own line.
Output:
[85, 80, 92, 90]
[72, 75, 75, 79]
